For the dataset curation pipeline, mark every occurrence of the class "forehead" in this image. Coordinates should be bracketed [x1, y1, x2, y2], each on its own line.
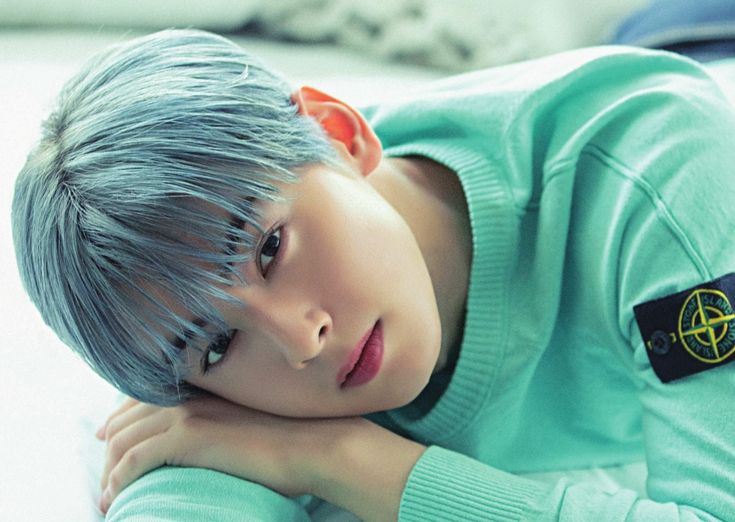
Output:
[130, 203, 248, 368]
[130, 279, 210, 373]
[132, 178, 304, 370]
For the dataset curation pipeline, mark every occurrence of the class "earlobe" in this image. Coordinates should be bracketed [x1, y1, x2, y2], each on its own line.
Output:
[292, 86, 382, 176]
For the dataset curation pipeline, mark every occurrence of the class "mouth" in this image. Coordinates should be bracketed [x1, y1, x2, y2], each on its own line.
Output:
[338, 320, 384, 388]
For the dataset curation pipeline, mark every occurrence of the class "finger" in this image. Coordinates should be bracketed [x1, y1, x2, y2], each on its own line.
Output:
[100, 409, 170, 491]
[100, 433, 171, 515]
[96, 398, 140, 439]
[102, 401, 158, 443]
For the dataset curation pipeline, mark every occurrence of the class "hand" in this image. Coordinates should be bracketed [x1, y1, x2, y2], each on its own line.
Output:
[95, 395, 337, 514]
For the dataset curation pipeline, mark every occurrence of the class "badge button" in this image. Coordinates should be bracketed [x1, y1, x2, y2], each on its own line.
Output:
[649, 330, 671, 355]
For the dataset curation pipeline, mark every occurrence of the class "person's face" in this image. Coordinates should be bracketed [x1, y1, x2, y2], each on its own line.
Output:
[184, 161, 443, 418]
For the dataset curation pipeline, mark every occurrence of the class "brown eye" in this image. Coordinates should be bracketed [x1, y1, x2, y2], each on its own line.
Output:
[202, 330, 234, 374]
[258, 226, 282, 277]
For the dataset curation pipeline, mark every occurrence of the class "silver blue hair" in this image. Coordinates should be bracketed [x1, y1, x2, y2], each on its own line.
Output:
[11, 29, 336, 405]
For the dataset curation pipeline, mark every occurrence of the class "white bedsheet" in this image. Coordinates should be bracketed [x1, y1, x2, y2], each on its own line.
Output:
[0, 28, 646, 522]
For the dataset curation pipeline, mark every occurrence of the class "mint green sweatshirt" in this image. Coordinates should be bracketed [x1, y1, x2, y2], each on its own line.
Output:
[108, 47, 735, 521]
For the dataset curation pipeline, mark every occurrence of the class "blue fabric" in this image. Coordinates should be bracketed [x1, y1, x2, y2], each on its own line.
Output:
[611, 0, 735, 61]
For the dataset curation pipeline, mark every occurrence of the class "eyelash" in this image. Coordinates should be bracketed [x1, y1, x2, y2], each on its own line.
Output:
[201, 224, 285, 374]
[255, 224, 284, 279]
[201, 330, 233, 374]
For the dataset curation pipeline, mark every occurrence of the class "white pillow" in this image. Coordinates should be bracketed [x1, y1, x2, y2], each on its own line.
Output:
[254, 0, 649, 70]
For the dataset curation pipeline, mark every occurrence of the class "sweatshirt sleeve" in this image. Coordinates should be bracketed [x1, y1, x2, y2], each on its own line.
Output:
[105, 466, 312, 521]
[399, 52, 735, 521]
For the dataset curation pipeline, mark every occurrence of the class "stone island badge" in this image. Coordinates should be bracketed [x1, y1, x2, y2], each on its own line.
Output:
[633, 273, 735, 382]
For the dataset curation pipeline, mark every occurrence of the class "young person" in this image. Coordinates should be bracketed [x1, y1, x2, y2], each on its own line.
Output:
[12, 27, 735, 521]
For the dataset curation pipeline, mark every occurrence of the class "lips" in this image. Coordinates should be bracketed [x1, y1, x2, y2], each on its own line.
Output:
[338, 321, 384, 388]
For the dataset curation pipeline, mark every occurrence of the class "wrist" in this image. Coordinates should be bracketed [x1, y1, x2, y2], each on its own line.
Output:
[302, 418, 426, 521]
[289, 417, 366, 496]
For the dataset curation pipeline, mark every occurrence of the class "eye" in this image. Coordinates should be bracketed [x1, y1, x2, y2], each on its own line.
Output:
[201, 329, 234, 374]
[257, 225, 283, 278]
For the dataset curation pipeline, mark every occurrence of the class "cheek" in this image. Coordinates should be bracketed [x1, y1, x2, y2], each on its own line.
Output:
[203, 341, 287, 408]
[319, 200, 420, 289]
[355, 215, 434, 312]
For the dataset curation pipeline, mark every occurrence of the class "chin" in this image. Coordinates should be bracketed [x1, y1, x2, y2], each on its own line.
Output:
[390, 371, 435, 411]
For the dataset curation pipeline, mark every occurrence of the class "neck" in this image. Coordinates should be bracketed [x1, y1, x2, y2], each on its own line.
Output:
[368, 156, 472, 373]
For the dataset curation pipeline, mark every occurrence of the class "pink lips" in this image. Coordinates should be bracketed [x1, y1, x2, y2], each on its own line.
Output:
[338, 321, 384, 388]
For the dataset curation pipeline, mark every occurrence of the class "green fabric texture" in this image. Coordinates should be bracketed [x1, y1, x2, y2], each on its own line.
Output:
[366, 46, 735, 521]
[106, 467, 311, 520]
[107, 47, 735, 520]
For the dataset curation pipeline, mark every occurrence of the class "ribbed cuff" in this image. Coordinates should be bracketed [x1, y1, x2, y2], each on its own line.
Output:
[399, 446, 551, 522]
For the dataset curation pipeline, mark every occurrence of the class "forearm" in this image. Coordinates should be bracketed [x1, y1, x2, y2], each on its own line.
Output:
[107, 466, 312, 521]
[302, 419, 426, 522]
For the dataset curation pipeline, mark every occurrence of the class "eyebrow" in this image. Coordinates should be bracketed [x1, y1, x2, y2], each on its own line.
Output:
[172, 317, 208, 351]
[224, 214, 246, 257]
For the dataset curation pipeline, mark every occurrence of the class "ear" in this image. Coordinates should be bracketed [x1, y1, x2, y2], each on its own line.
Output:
[292, 86, 382, 176]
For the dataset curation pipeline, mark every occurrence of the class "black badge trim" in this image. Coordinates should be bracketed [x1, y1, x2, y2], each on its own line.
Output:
[633, 273, 735, 382]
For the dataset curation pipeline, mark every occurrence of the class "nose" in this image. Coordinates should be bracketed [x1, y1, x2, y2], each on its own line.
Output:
[246, 292, 332, 369]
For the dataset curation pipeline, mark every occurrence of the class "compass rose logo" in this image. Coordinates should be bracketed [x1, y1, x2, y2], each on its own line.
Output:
[678, 289, 735, 364]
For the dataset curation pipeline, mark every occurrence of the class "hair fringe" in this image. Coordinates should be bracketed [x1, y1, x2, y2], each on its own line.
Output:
[12, 29, 337, 405]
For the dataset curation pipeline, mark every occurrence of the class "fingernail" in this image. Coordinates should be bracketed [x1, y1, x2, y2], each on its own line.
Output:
[95, 425, 105, 439]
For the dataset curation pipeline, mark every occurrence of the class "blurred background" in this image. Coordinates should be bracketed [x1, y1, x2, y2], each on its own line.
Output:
[0, 1, 651, 520]
[1, 0, 647, 71]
